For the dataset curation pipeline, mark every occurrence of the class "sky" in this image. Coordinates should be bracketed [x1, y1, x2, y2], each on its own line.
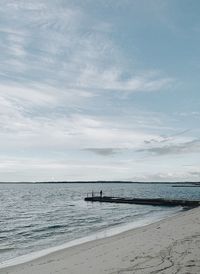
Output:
[0, 0, 200, 182]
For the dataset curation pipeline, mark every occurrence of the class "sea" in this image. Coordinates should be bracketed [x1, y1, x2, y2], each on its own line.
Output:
[0, 182, 199, 267]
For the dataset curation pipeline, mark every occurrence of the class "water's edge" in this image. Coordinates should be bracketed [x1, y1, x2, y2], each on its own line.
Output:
[0, 207, 182, 269]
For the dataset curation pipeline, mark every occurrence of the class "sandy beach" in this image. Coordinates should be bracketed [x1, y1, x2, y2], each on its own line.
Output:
[1, 207, 200, 274]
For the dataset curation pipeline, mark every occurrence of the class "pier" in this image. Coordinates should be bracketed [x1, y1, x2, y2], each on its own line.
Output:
[85, 196, 200, 208]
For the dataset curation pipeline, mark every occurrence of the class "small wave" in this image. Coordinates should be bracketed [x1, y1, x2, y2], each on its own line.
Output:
[0, 236, 7, 240]
[0, 245, 15, 252]
[33, 224, 68, 233]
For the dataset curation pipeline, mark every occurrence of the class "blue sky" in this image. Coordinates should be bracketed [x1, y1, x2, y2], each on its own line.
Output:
[0, 0, 200, 182]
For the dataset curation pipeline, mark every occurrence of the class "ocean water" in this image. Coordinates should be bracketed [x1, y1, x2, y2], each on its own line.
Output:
[0, 182, 199, 265]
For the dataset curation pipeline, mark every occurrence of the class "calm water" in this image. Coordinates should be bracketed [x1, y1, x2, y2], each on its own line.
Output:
[0, 183, 199, 265]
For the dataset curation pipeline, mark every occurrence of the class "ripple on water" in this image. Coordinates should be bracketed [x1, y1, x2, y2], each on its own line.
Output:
[0, 182, 199, 264]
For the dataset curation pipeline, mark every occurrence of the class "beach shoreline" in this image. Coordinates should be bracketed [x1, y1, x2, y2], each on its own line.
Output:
[0, 206, 181, 268]
[1, 206, 199, 274]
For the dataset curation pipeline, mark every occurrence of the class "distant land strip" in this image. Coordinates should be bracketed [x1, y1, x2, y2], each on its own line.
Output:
[0, 181, 200, 185]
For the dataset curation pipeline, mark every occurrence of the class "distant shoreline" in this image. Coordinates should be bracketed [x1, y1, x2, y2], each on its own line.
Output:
[0, 181, 200, 185]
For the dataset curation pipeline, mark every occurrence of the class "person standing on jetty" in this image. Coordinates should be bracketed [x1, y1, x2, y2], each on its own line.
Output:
[100, 190, 103, 198]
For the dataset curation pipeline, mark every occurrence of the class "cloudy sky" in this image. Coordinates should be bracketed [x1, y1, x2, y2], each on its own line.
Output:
[0, 0, 200, 182]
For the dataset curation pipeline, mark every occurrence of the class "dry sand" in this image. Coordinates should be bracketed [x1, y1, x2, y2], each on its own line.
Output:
[1, 207, 200, 274]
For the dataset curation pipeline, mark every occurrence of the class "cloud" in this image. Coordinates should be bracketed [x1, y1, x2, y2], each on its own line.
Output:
[0, 103, 161, 153]
[144, 129, 191, 144]
[0, 0, 173, 100]
[129, 170, 200, 182]
[77, 67, 173, 93]
[84, 148, 121, 156]
[0, 84, 57, 107]
[2, 0, 196, 182]
[138, 139, 200, 156]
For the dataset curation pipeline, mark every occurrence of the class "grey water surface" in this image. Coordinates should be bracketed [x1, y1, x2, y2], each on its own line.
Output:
[0, 183, 199, 263]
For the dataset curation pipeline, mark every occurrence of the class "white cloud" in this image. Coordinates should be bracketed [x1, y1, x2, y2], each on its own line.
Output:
[138, 139, 200, 156]
[0, 106, 160, 152]
[0, 0, 173, 97]
[1, 0, 197, 182]
[0, 84, 57, 107]
[129, 170, 200, 182]
[77, 66, 173, 93]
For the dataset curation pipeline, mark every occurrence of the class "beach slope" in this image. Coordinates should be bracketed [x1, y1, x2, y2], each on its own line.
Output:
[1, 207, 200, 274]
